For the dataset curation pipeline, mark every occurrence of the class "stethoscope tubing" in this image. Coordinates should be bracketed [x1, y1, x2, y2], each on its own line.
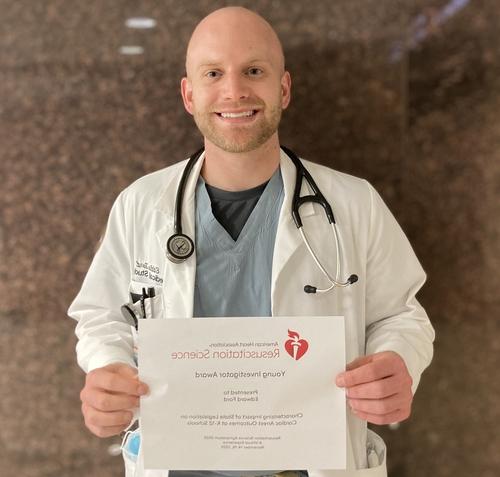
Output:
[299, 223, 352, 292]
[167, 146, 358, 293]
[281, 145, 336, 227]
[173, 147, 204, 235]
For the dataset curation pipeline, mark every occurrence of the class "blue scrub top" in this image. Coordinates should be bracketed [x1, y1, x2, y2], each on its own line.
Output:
[193, 168, 284, 319]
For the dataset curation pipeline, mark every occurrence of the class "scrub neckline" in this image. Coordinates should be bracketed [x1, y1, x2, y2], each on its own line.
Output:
[195, 168, 283, 252]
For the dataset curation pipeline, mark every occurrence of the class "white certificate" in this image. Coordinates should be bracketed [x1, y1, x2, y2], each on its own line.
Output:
[139, 316, 346, 470]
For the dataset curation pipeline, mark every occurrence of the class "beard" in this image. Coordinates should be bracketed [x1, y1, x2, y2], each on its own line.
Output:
[192, 98, 283, 153]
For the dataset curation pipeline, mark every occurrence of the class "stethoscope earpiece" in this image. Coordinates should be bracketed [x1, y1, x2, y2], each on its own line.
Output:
[304, 274, 359, 294]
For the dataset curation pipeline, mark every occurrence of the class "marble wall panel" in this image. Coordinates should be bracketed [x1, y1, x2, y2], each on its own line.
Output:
[374, 1, 500, 476]
[0, 1, 497, 476]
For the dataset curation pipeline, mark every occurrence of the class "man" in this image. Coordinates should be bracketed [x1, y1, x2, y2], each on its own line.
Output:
[68, 6, 434, 477]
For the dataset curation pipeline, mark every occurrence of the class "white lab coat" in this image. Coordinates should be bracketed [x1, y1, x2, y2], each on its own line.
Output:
[68, 149, 434, 477]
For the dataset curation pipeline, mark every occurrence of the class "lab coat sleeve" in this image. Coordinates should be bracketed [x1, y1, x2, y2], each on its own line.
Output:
[363, 182, 435, 394]
[67, 190, 136, 373]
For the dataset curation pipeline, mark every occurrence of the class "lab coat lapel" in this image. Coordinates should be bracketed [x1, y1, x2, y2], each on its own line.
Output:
[154, 154, 205, 318]
[271, 149, 316, 313]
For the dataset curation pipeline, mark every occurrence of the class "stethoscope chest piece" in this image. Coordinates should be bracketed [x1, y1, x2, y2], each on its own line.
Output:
[166, 233, 194, 263]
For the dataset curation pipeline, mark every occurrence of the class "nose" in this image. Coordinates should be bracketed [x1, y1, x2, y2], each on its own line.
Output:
[222, 72, 250, 101]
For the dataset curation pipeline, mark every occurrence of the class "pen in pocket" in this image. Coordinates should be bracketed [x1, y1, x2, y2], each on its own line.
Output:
[140, 288, 147, 318]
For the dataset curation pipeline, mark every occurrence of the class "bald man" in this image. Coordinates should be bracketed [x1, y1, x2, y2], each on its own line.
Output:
[181, 6, 290, 190]
[70, 6, 434, 477]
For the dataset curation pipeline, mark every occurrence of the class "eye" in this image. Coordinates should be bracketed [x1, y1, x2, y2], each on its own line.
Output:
[247, 67, 263, 76]
[205, 70, 221, 79]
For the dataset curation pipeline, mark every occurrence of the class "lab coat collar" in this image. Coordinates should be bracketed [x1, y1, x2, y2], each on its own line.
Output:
[153, 147, 316, 220]
[279, 148, 316, 220]
[154, 152, 205, 319]
[271, 149, 317, 313]
[153, 151, 206, 218]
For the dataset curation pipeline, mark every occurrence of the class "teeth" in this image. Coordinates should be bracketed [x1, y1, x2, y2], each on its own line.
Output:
[220, 110, 254, 118]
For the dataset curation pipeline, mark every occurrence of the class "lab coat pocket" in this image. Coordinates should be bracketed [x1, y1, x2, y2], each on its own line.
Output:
[126, 281, 164, 363]
[309, 431, 387, 477]
[128, 280, 164, 320]
[129, 280, 162, 302]
[362, 429, 387, 476]
[308, 430, 387, 477]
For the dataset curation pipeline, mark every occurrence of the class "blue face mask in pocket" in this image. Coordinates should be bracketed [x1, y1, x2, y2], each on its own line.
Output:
[122, 429, 141, 463]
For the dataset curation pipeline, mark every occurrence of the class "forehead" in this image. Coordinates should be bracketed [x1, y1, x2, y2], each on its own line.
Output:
[186, 16, 283, 73]
[192, 44, 272, 69]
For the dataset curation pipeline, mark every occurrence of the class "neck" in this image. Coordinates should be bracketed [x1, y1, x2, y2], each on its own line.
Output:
[201, 136, 281, 191]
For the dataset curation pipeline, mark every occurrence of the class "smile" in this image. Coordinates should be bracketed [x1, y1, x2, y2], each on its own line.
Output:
[215, 110, 258, 119]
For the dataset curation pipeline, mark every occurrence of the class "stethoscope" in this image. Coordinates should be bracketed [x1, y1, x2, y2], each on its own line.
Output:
[166, 146, 358, 294]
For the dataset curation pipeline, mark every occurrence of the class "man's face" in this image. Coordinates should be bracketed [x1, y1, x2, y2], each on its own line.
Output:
[181, 23, 291, 153]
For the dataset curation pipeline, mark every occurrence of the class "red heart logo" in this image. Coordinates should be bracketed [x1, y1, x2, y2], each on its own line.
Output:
[285, 329, 309, 360]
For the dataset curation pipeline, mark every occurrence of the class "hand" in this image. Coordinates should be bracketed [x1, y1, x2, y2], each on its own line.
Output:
[336, 351, 413, 425]
[80, 363, 149, 438]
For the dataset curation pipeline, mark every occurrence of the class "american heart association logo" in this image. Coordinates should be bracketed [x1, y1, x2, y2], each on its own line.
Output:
[284, 329, 309, 360]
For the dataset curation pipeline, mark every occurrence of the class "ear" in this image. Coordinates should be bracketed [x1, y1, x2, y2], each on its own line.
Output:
[280, 71, 292, 110]
[181, 77, 194, 115]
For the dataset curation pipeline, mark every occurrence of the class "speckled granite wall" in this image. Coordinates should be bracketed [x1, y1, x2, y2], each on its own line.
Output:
[0, 1, 498, 476]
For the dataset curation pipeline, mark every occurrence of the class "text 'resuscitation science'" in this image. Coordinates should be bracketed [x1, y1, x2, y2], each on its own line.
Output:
[170, 348, 280, 360]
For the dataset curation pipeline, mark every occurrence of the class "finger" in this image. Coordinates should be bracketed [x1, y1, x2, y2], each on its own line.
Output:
[348, 394, 405, 416]
[346, 355, 373, 371]
[82, 402, 134, 428]
[346, 375, 402, 399]
[81, 387, 140, 412]
[114, 366, 150, 395]
[87, 368, 143, 396]
[86, 422, 129, 438]
[350, 407, 411, 426]
[110, 363, 138, 377]
[338, 357, 400, 388]
[336, 355, 373, 387]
